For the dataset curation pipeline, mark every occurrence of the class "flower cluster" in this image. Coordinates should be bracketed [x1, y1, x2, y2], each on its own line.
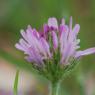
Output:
[15, 17, 95, 65]
[15, 17, 95, 80]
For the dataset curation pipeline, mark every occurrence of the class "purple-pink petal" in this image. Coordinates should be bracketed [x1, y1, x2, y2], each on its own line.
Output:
[43, 24, 49, 33]
[73, 24, 80, 35]
[52, 31, 58, 50]
[40, 37, 51, 58]
[61, 18, 65, 25]
[48, 17, 58, 30]
[15, 43, 25, 51]
[75, 48, 95, 58]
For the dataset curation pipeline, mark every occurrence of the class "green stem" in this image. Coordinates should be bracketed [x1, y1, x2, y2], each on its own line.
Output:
[49, 80, 62, 95]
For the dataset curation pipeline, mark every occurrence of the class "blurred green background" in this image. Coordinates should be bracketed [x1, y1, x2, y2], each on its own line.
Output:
[0, 0, 95, 95]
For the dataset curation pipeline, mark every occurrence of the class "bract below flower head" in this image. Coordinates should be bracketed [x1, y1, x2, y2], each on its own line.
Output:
[15, 17, 95, 81]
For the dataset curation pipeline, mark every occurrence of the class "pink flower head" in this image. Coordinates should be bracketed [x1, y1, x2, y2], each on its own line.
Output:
[15, 17, 95, 68]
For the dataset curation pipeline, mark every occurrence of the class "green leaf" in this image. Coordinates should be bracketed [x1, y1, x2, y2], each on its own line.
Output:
[13, 70, 19, 95]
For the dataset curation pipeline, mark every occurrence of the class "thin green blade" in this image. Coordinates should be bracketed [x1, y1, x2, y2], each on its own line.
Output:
[13, 70, 19, 95]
